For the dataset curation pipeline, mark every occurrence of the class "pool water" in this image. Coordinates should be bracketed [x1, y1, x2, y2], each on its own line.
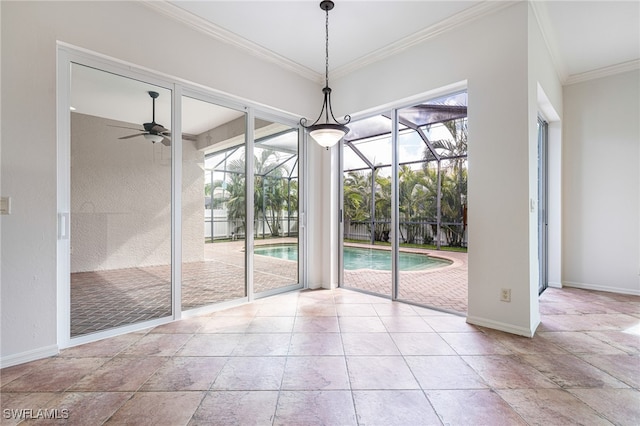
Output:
[253, 245, 451, 271]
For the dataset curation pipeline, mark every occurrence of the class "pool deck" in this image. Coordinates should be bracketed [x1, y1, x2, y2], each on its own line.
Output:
[70, 239, 467, 336]
[342, 242, 468, 314]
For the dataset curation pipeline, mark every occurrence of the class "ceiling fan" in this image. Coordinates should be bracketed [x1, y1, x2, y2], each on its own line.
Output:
[115, 91, 195, 146]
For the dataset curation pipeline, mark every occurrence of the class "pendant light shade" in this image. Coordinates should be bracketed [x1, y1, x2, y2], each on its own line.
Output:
[300, 0, 350, 148]
[308, 123, 350, 148]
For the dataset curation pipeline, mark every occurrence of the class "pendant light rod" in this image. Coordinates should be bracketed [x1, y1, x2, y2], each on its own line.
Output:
[300, 0, 351, 149]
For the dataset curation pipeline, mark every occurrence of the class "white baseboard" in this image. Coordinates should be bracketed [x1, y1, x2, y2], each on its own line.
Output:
[466, 315, 539, 338]
[0, 345, 59, 369]
[563, 281, 640, 296]
[548, 281, 563, 289]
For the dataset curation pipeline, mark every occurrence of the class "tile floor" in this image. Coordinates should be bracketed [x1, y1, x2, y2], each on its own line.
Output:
[1, 286, 639, 425]
[71, 240, 468, 337]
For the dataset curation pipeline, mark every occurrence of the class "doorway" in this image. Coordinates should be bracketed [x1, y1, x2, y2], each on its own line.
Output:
[538, 117, 549, 295]
[340, 91, 468, 314]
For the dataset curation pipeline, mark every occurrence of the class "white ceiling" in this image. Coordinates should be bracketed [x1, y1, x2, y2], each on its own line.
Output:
[164, 0, 640, 83]
[72, 1, 639, 137]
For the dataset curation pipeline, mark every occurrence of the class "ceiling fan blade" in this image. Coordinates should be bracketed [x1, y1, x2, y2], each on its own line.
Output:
[119, 133, 143, 140]
[151, 124, 168, 133]
[109, 125, 144, 131]
[161, 137, 171, 147]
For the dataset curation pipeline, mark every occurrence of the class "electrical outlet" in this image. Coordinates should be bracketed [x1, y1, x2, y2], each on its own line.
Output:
[500, 288, 511, 302]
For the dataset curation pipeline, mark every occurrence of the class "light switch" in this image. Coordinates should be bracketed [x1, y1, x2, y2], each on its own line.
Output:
[0, 197, 11, 215]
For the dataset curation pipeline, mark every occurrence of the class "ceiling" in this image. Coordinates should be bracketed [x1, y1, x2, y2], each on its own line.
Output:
[163, 0, 640, 83]
[72, 1, 639, 139]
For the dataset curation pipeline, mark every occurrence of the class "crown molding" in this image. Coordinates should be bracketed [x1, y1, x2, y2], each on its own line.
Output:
[332, 1, 518, 81]
[141, 1, 321, 82]
[143, 1, 517, 85]
[565, 59, 640, 85]
[530, 0, 569, 84]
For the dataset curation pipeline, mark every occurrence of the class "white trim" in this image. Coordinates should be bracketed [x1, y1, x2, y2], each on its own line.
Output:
[530, 0, 568, 84]
[548, 281, 562, 289]
[142, 1, 513, 84]
[141, 1, 319, 83]
[563, 281, 640, 297]
[565, 59, 640, 86]
[0, 345, 59, 369]
[466, 315, 539, 338]
[172, 84, 183, 321]
[333, 1, 516, 81]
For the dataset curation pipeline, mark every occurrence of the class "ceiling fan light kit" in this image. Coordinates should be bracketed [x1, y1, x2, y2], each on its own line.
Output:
[143, 133, 165, 144]
[300, 0, 351, 149]
[118, 90, 171, 146]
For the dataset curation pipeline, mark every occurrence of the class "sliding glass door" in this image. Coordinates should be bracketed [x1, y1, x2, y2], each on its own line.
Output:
[60, 50, 304, 346]
[181, 95, 248, 311]
[340, 92, 468, 313]
[253, 117, 300, 295]
[69, 64, 173, 337]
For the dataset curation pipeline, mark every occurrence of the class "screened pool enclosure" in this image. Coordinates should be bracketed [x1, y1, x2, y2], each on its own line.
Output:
[340, 91, 469, 313]
[204, 124, 299, 243]
[342, 92, 468, 251]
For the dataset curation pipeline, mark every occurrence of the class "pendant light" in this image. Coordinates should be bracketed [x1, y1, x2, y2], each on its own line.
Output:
[300, 0, 351, 149]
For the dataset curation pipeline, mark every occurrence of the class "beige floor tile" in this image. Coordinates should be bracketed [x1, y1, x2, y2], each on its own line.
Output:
[2, 358, 108, 392]
[293, 316, 340, 333]
[69, 357, 167, 392]
[497, 388, 613, 425]
[405, 355, 488, 390]
[346, 356, 419, 390]
[140, 357, 227, 391]
[211, 357, 286, 390]
[520, 353, 630, 388]
[390, 332, 456, 355]
[353, 390, 441, 426]
[282, 356, 350, 390]
[274, 390, 357, 426]
[462, 355, 559, 389]
[105, 391, 204, 425]
[37, 392, 133, 426]
[339, 316, 387, 332]
[288, 333, 344, 356]
[119, 333, 192, 357]
[439, 332, 512, 355]
[569, 388, 640, 426]
[427, 389, 527, 425]
[189, 390, 278, 426]
[341, 333, 400, 356]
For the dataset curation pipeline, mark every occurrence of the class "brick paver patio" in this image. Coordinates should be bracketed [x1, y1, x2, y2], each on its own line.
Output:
[71, 240, 467, 336]
[343, 243, 468, 314]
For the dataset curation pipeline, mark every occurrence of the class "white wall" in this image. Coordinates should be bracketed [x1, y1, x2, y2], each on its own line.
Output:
[563, 70, 640, 295]
[527, 3, 564, 325]
[0, 0, 317, 364]
[332, 2, 545, 336]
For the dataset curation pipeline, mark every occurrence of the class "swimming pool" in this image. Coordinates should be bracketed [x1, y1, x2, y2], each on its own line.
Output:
[253, 244, 451, 271]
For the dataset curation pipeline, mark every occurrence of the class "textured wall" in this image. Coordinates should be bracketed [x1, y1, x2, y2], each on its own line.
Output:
[70, 112, 204, 272]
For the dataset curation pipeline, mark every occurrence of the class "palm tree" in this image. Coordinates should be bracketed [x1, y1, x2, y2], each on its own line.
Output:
[398, 165, 433, 243]
[374, 170, 392, 242]
[423, 117, 468, 247]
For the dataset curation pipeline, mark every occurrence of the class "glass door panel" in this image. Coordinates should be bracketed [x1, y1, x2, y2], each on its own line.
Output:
[538, 118, 548, 295]
[341, 115, 393, 297]
[396, 93, 468, 313]
[70, 64, 172, 337]
[253, 118, 300, 294]
[181, 95, 247, 310]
